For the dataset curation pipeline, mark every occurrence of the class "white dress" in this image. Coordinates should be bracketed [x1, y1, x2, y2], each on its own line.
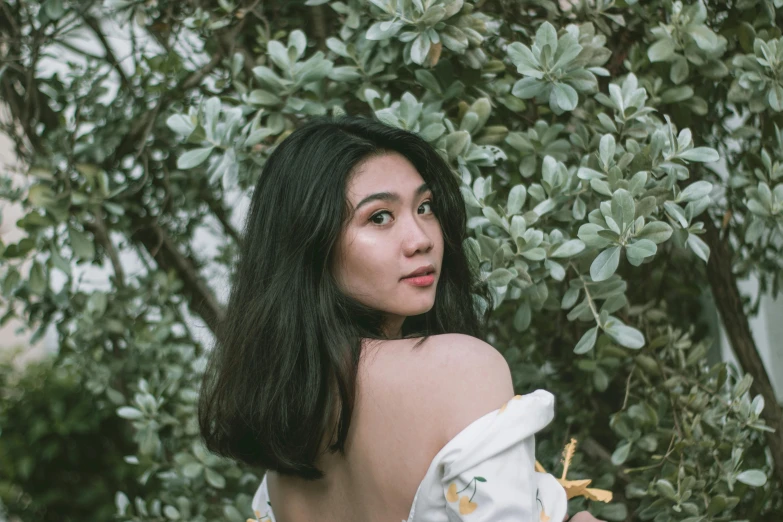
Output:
[250, 389, 568, 522]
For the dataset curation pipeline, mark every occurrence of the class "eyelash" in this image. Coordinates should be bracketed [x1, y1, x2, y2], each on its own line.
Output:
[369, 200, 435, 226]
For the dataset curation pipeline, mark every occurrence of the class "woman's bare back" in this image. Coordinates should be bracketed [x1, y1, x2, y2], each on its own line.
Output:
[265, 334, 515, 522]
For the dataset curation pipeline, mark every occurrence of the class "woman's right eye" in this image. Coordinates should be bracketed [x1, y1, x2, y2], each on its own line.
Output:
[370, 211, 392, 225]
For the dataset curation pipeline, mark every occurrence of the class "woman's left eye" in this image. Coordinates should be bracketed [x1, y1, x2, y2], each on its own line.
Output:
[369, 200, 434, 225]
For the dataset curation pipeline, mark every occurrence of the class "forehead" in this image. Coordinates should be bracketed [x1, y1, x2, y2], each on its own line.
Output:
[346, 152, 425, 200]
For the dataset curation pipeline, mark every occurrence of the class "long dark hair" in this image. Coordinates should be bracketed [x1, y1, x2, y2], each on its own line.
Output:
[198, 115, 493, 480]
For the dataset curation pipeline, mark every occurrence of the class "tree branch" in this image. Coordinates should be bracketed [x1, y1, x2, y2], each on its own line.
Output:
[701, 216, 783, 486]
[82, 15, 133, 93]
[83, 210, 126, 289]
[130, 222, 224, 334]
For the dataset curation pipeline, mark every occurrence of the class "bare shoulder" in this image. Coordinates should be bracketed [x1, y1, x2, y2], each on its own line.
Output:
[422, 334, 516, 445]
[362, 334, 515, 447]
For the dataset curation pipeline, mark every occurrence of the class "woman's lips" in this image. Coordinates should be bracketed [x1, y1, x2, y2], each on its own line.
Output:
[401, 273, 435, 286]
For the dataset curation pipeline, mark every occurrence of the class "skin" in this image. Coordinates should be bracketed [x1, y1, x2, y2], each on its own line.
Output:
[331, 151, 605, 522]
[332, 151, 444, 339]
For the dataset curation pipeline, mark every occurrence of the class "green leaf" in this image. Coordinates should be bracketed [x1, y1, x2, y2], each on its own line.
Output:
[591, 246, 621, 282]
[488, 268, 515, 286]
[267, 40, 290, 70]
[574, 327, 598, 354]
[514, 300, 531, 331]
[248, 89, 281, 106]
[604, 320, 645, 349]
[579, 223, 612, 248]
[512, 77, 546, 99]
[507, 184, 527, 215]
[679, 180, 713, 201]
[44, 0, 65, 20]
[204, 468, 226, 489]
[648, 38, 675, 62]
[736, 470, 767, 487]
[182, 462, 204, 478]
[660, 86, 694, 103]
[687, 25, 719, 51]
[611, 189, 635, 231]
[166, 114, 195, 136]
[677, 147, 719, 162]
[655, 479, 677, 501]
[410, 32, 431, 65]
[117, 407, 144, 420]
[288, 30, 307, 61]
[115, 492, 130, 516]
[612, 441, 632, 465]
[551, 239, 585, 258]
[769, 85, 783, 112]
[441, 0, 464, 17]
[177, 146, 214, 169]
[28, 261, 46, 295]
[420, 122, 446, 142]
[599, 134, 616, 169]
[551, 83, 578, 112]
[445, 131, 471, 159]
[415, 69, 442, 93]
[625, 239, 657, 259]
[366, 20, 404, 40]
[670, 56, 689, 84]
[69, 226, 95, 261]
[508, 43, 541, 77]
[686, 233, 710, 263]
[664, 201, 689, 228]
[534, 22, 558, 57]
[163, 505, 181, 520]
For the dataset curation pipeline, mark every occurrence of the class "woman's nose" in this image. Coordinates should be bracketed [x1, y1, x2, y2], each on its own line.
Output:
[402, 216, 435, 255]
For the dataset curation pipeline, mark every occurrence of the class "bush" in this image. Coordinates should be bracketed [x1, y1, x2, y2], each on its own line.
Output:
[0, 347, 139, 522]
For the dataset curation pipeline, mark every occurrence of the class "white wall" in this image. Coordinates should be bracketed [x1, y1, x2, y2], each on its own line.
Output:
[719, 277, 783, 403]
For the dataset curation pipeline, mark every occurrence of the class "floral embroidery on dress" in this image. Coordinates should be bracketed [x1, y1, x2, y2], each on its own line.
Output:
[498, 394, 522, 414]
[445, 476, 487, 515]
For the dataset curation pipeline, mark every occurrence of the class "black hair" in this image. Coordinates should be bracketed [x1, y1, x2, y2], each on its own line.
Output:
[198, 115, 493, 480]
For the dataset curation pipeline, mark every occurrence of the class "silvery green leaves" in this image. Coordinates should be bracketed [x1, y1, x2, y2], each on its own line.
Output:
[646, 1, 727, 87]
[248, 30, 333, 114]
[508, 22, 604, 114]
[364, 0, 469, 66]
[563, 275, 644, 352]
[171, 98, 243, 192]
[371, 92, 504, 185]
[578, 188, 662, 282]
[728, 37, 783, 113]
[594, 74, 655, 138]
[505, 120, 570, 178]
[744, 178, 783, 243]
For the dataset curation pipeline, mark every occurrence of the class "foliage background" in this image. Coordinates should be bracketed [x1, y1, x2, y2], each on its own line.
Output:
[2, 0, 783, 520]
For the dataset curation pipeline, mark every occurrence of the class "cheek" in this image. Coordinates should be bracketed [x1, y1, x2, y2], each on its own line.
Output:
[338, 232, 389, 283]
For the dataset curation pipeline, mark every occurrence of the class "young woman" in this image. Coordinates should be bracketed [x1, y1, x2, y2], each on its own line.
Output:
[198, 116, 603, 522]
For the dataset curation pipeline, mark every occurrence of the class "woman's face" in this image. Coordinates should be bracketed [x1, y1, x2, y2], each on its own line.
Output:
[333, 151, 444, 338]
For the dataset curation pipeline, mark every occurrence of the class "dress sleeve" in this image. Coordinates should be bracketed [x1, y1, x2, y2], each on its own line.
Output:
[439, 390, 568, 522]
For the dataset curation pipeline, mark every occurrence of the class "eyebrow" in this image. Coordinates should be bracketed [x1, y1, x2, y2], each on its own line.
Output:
[354, 182, 432, 212]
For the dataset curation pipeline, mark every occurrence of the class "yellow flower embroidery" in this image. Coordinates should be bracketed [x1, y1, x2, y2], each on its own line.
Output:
[445, 476, 487, 515]
[459, 495, 478, 514]
[498, 394, 522, 414]
[446, 482, 459, 502]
